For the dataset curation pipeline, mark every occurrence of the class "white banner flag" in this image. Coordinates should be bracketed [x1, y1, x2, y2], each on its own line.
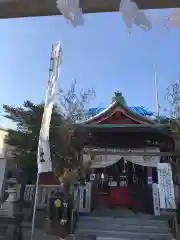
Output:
[37, 42, 63, 173]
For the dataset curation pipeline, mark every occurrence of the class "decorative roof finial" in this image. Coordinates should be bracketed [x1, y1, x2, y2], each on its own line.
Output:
[112, 91, 127, 107]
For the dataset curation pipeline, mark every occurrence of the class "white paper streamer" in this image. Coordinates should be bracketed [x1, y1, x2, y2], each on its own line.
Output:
[56, 0, 84, 27]
[120, 0, 138, 32]
[120, 0, 152, 32]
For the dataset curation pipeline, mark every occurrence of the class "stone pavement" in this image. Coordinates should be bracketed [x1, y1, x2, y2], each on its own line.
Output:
[22, 228, 78, 240]
[22, 228, 61, 240]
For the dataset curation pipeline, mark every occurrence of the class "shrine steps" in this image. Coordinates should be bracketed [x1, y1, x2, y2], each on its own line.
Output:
[76, 215, 174, 240]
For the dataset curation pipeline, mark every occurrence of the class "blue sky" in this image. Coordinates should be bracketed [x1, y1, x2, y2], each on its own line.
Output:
[0, 10, 179, 128]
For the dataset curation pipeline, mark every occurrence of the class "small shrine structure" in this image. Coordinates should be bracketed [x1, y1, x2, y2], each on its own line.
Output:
[74, 92, 175, 213]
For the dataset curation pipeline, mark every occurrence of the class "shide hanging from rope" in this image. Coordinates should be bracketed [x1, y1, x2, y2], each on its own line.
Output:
[56, 0, 152, 31]
[0, 0, 179, 19]
[56, 0, 84, 27]
[120, 0, 152, 33]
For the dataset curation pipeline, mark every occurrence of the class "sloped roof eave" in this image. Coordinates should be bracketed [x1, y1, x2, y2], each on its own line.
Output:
[78, 101, 116, 124]
[80, 101, 154, 125]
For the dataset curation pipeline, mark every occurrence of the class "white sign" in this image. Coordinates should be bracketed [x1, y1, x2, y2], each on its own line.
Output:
[152, 183, 160, 216]
[157, 163, 176, 210]
[89, 174, 95, 181]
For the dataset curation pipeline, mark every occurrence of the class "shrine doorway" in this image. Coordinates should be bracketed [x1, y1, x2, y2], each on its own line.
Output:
[89, 158, 154, 215]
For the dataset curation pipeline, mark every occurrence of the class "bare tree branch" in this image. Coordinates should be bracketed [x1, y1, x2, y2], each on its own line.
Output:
[59, 79, 96, 123]
[165, 80, 180, 119]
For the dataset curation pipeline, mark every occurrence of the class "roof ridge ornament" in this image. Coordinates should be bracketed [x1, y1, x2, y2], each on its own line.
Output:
[112, 91, 128, 107]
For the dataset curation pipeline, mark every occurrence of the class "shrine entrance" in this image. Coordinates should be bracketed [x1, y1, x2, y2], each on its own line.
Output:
[87, 153, 155, 215]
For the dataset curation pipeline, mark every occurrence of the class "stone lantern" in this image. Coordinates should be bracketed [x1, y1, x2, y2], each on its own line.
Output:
[0, 178, 18, 217]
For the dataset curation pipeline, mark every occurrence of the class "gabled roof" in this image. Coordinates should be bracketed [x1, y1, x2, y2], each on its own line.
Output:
[81, 92, 155, 125]
[88, 106, 153, 117]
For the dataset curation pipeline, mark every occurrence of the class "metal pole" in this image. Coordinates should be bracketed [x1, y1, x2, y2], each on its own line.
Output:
[153, 57, 160, 117]
[30, 173, 39, 240]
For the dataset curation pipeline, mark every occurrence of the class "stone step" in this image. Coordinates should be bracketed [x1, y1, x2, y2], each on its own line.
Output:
[78, 217, 169, 226]
[96, 237, 174, 240]
[78, 216, 168, 227]
[76, 235, 162, 240]
[22, 229, 60, 240]
[78, 222, 170, 234]
[0, 210, 9, 216]
[76, 228, 173, 240]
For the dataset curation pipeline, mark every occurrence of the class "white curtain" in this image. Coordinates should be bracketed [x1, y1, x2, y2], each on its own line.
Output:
[83, 148, 160, 168]
[125, 148, 160, 167]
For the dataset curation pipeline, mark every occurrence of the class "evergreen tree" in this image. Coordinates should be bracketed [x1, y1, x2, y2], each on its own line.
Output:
[3, 101, 64, 183]
[3, 80, 95, 184]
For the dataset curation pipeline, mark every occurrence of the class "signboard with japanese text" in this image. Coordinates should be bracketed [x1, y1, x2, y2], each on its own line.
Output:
[157, 163, 176, 210]
[152, 183, 160, 216]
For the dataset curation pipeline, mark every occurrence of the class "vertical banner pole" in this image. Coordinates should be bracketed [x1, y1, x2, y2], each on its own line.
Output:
[29, 41, 63, 240]
[153, 56, 160, 117]
[30, 173, 40, 240]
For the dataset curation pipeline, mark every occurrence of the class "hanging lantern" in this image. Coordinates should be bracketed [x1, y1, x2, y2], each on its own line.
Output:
[120, 0, 152, 33]
[56, 0, 84, 27]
